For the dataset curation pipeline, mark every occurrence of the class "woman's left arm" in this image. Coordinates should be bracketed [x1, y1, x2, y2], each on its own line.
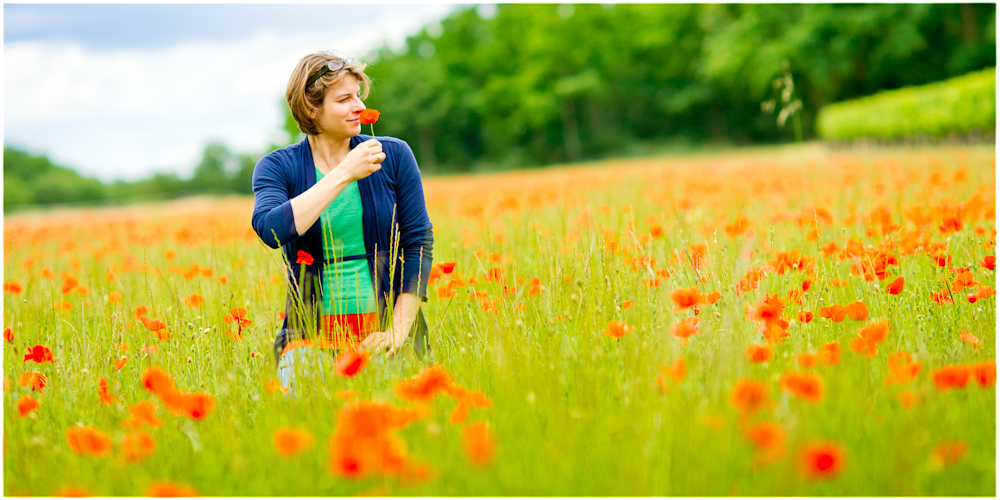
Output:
[362, 139, 433, 358]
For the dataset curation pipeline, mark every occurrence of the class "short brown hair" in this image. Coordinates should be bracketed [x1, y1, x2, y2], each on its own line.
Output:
[286, 51, 372, 136]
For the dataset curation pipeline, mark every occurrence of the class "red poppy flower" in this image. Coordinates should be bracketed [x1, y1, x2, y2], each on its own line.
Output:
[780, 372, 824, 402]
[395, 365, 454, 402]
[800, 442, 846, 480]
[335, 349, 369, 378]
[930, 289, 953, 305]
[670, 317, 701, 345]
[296, 250, 314, 265]
[4, 327, 13, 343]
[66, 427, 112, 456]
[17, 395, 40, 418]
[670, 286, 704, 312]
[818, 342, 840, 365]
[274, 428, 315, 457]
[141, 366, 175, 396]
[972, 361, 996, 388]
[130, 401, 163, 428]
[950, 271, 978, 292]
[844, 301, 869, 321]
[980, 255, 995, 270]
[849, 336, 877, 357]
[161, 390, 216, 420]
[859, 320, 889, 343]
[19, 371, 48, 393]
[959, 330, 981, 349]
[184, 293, 204, 309]
[818, 305, 846, 322]
[3, 281, 23, 294]
[885, 351, 921, 386]
[98, 378, 117, 406]
[23, 345, 54, 363]
[795, 352, 817, 368]
[438, 262, 456, 273]
[140, 316, 168, 332]
[448, 387, 493, 425]
[746, 344, 773, 364]
[122, 431, 156, 463]
[656, 357, 686, 393]
[885, 276, 905, 295]
[224, 308, 252, 327]
[932, 365, 971, 391]
[262, 379, 290, 395]
[360, 109, 381, 125]
[603, 320, 634, 339]
[730, 379, 771, 416]
[462, 422, 495, 466]
[797, 311, 814, 323]
[146, 482, 199, 497]
[931, 441, 968, 467]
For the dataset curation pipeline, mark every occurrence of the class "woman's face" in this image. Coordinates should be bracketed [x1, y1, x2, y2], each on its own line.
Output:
[313, 74, 365, 138]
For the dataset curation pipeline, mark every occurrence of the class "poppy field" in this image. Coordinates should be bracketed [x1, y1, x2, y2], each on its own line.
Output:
[3, 143, 996, 496]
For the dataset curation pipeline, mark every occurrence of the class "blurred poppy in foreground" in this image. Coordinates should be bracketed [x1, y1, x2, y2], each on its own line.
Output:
[66, 427, 112, 456]
[800, 442, 846, 480]
[462, 422, 495, 466]
[146, 482, 199, 497]
[780, 372, 824, 403]
[395, 365, 454, 403]
[335, 349, 369, 378]
[932, 365, 970, 390]
[122, 432, 156, 463]
[17, 395, 40, 417]
[274, 428, 315, 457]
[730, 379, 771, 417]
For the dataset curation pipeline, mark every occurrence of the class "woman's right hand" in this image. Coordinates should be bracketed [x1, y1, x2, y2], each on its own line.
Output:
[338, 139, 384, 182]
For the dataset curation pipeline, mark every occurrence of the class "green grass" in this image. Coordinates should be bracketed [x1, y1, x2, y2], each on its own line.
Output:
[4, 143, 995, 496]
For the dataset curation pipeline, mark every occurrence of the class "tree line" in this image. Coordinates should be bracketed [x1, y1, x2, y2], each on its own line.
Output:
[360, 3, 995, 173]
[3, 144, 262, 210]
[5, 3, 994, 209]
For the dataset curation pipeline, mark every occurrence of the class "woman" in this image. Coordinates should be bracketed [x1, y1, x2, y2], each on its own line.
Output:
[251, 52, 434, 393]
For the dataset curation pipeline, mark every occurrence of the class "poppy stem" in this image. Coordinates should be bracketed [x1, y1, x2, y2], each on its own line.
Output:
[370, 124, 375, 138]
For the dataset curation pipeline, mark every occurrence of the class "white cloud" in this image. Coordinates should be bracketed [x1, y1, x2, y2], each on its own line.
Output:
[4, 4, 458, 182]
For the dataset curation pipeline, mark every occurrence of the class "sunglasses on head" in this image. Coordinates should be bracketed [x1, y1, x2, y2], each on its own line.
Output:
[306, 58, 357, 88]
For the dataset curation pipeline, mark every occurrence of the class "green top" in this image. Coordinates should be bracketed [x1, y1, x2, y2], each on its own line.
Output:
[315, 167, 377, 316]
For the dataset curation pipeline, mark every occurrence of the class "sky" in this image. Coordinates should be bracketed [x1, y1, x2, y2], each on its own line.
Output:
[4, 3, 467, 182]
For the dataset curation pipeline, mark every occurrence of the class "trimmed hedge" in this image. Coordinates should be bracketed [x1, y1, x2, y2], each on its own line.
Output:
[817, 68, 995, 140]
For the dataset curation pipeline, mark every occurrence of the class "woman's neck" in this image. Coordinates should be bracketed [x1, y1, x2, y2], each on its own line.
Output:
[308, 133, 352, 174]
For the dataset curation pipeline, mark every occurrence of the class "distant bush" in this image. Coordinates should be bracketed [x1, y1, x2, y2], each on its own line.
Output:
[816, 68, 995, 141]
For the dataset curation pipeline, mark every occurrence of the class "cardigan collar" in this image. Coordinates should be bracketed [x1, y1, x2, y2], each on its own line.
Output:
[299, 135, 365, 186]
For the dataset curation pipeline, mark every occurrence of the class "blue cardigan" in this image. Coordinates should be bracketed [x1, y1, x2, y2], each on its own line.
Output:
[251, 135, 434, 362]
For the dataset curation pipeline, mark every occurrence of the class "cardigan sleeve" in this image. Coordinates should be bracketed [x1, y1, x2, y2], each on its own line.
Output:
[391, 140, 434, 300]
[251, 153, 300, 249]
